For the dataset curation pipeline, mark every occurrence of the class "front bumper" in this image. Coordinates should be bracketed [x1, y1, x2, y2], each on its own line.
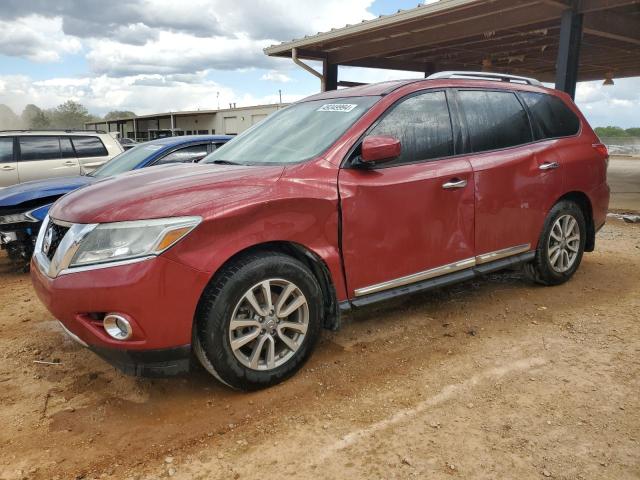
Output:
[58, 320, 191, 376]
[91, 344, 192, 377]
[0, 230, 18, 245]
[31, 253, 211, 376]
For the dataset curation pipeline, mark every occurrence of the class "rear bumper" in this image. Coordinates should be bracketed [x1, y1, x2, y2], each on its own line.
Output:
[591, 182, 610, 229]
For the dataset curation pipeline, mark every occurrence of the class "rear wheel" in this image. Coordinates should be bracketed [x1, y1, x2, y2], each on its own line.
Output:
[525, 200, 586, 285]
[194, 252, 322, 390]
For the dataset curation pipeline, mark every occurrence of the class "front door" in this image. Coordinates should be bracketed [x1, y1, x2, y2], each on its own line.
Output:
[0, 137, 18, 187]
[339, 90, 475, 298]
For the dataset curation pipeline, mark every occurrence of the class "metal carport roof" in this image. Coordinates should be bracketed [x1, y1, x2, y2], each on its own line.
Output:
[264, 0, 640, 95]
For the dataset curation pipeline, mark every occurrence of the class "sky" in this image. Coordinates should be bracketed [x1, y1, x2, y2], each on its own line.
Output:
[0, 0, 637, 128]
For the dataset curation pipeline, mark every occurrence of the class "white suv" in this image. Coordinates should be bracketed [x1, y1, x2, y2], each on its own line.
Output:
[0, 130, 123, 187]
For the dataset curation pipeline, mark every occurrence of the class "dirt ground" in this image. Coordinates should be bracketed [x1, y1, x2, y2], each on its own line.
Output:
[608, 156, 640, 213]
[0, 218, 638, 480]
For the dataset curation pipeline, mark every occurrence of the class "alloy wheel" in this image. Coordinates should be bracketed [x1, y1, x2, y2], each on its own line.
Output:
[547, 214, 581, 273]
[228, 279, 309, 371]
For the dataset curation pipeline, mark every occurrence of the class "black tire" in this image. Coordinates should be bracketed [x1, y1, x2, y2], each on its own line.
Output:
[524, 200, 587, 286]
[194, 251, 323, 390]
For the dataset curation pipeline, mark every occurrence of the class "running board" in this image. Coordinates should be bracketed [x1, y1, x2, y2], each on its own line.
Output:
[349, 250, 535, 309]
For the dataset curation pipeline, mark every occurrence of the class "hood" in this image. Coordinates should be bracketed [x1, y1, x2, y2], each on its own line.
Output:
[50, 163, 285, 224]
[0, 176, 95, 207]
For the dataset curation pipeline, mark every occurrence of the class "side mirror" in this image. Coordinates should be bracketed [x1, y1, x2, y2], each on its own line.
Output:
[361, 135, 401, 164]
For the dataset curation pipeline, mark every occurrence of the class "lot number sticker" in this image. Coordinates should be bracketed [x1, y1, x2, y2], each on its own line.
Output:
[317, 104, 358, 112]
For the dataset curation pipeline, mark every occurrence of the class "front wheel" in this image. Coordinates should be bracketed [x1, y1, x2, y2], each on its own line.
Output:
[194, 252, 322, 390]
[525, 200, 587, 286]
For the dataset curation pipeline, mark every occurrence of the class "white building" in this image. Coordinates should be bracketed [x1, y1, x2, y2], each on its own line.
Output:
[86, 103, 288, 141]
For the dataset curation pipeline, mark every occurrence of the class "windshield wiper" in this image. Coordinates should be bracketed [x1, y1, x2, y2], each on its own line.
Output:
[209, 159, 241, 165]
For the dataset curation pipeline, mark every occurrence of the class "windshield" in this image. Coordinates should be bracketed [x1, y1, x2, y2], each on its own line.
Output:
[89, 143, 165, 178]
[202, 96, 379, 165]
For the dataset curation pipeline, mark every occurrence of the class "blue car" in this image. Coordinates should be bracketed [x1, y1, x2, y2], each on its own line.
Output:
[0, 135, 232, 269]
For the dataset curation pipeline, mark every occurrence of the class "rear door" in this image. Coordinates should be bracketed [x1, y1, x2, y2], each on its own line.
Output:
[17, 136, 81, 182]
[71, 135, 111, 173]
[455, 89, 562, 256]
[0, 137, 18, 187]
[339, 90, 475, 298]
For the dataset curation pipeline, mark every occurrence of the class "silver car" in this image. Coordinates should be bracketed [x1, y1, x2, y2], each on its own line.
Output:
[0, 130, 124, 187]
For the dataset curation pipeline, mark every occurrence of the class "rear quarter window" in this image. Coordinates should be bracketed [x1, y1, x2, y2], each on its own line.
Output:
[519, 92, 580, 139]
[71, 136, 108, 157]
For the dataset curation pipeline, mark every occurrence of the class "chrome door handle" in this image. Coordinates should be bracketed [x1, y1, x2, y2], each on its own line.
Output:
[0, 165, 15, 171]
[539, 162, 559, 170]
[442, 179, 467, 189]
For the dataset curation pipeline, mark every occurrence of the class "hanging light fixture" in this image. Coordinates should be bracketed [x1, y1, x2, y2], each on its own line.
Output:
[603, 72, 614, 86]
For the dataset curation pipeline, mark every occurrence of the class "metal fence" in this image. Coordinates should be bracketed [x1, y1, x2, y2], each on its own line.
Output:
[600, 137, 640, 157]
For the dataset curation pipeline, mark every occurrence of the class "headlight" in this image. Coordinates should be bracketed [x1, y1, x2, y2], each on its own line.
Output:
[70, 216, 201, 267]
[0, 210, 38, 224]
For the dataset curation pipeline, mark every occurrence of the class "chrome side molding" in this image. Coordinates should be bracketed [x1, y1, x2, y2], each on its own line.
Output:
[354, 257, 476, 297]
[475, 243, 531, 265]
[354, 243, 532, 297]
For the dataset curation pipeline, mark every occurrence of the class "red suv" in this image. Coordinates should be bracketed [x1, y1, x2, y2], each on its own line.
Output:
[31, 73, 609, 390]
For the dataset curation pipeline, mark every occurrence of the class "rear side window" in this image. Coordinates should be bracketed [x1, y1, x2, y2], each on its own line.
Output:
[18, 136, 61, 161]
[59, 137, 76, 158]
[155, 144, 209, 165]
[519, 92, 580, 139]
[368, 90, 454, 165]
[0, 137, 13, 162]
[71, 136, 108, 157]
[458, 90, 532, 153]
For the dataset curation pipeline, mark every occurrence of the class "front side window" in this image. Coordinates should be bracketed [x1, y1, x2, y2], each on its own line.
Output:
[458, 90, 532, 153]
[0, 137, 13, 162]
[519, 92, 580, 139]
[19, 136, 61, 161]
[203, 96, 380, 165]
[90, 143, 164, 178]
[367, 90, 454, 166]
[71, 136, 108, 158]
[155, 144, 209, 165]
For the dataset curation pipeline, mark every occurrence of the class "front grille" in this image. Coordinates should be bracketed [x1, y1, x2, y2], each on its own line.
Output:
[44, 222, 70, 260]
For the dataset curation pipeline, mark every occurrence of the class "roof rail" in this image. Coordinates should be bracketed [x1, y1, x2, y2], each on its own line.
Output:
[0, 129, 107, 134]
[427, 71, 543, 87]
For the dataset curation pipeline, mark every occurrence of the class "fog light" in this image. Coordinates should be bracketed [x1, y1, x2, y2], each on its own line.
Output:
[103, 314, 133, 341]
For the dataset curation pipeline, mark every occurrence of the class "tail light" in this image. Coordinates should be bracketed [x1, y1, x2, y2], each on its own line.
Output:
[592, 142, 609, 159]
[593, 143, 609, 179]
